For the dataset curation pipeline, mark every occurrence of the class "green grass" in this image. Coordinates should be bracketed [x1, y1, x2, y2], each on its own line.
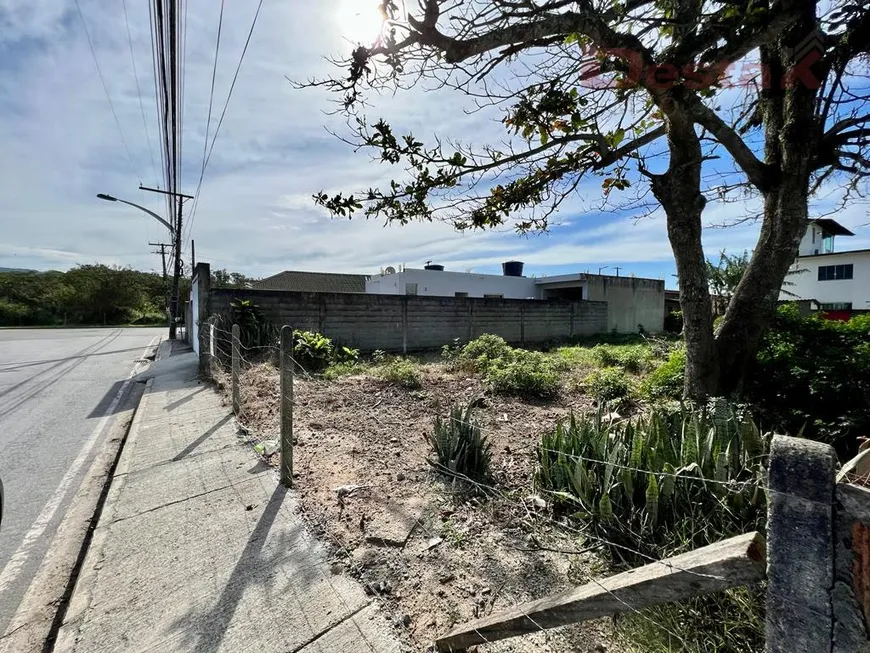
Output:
[323, 360, 369, 379]
[615, 586, 765, 653]
[549, 341, 665, 377]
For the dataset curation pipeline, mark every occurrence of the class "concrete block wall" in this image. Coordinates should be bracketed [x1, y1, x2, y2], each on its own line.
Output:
[209, 289, 607, 353]
[585, 275, 664, 333]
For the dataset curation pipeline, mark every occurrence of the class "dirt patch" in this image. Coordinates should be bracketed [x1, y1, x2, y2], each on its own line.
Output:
[221, 362, 615, 652]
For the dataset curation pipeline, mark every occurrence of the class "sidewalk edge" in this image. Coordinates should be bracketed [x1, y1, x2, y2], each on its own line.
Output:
[51, 378, 154, 653]
[44, 377, 154, 653]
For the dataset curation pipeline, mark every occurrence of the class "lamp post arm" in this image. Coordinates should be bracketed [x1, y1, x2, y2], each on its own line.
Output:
[113, 198, 176, 235]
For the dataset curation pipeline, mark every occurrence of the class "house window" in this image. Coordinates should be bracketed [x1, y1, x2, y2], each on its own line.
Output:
[820, 302, 852, 310]
[483, 294, 503, 299]
[405, 283, 418, 295]
[454, 292, 468, 298]
[817, 264, 853, 281]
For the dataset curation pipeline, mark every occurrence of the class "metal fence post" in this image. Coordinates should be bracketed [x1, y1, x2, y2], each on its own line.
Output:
[280, 325, 294, 487]
[231, 324, 240, 415]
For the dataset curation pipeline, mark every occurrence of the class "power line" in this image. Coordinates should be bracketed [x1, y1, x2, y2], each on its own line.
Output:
[122, 0, 159, 187]
[184, 0, 265, 249]
[74, 0, 142, 184]
[200, 0, 225, 202]
[185, 0, 225, 252]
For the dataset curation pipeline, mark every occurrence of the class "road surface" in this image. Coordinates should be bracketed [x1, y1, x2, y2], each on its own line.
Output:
[0, 327, 163, 635]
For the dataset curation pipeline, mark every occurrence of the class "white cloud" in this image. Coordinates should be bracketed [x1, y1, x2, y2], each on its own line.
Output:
[0, 0, 864, 284]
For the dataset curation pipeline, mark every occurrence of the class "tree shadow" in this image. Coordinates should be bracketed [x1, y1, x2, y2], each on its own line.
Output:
[166, 485, 326, 653]
[171, 413, 234, 462]
[164, 386, 206, 412]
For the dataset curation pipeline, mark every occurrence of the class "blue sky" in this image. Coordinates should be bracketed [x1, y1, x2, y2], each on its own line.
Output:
[0, 0, 867, 288]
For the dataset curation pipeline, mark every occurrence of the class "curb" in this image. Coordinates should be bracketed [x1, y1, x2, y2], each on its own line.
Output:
[0, 378, 152, 653]
[50, 376, 155, 653]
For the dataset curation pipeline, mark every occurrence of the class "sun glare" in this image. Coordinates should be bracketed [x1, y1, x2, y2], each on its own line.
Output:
[337, 0, 386, 46]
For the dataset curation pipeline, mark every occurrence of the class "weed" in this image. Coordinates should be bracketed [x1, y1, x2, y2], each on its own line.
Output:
[458, 334, 513, 372]
[440, 519, 470, 547]
[616, 586, 765, 653]
[427, 401, 492, 481]
[440, 338, 464, 365]
[641, 347, 686, 400]
[485, 349, 560, 399]
[323, 360, 365, 380]
[583, 366, 632, 401]
[377, 356, 423, 389]
[291, 330, 359, 372]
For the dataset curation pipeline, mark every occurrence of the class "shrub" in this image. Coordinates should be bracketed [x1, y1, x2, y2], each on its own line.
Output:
[747, 305, 870, 458]
[377, 356, 423, 389]
[292, 330, 335, 371]
[458, 334, 513, 372]
[583, 366, 632, 401]
[230, 299, 274, 349]
[664, 309, 683, 334]
[535, 400, 768, 562]
[427, 402, 492, 481]
[440, 338, 464, 365]
[290, 330, 359, 373]
[642, 347, 686, 400]
[484, 349, 560, 399]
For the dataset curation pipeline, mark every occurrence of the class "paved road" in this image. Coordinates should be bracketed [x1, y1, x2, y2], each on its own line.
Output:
[0, 327, 163, 635]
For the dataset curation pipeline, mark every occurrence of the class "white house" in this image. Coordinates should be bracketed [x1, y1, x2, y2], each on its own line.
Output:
[780, 218, 870, 315]
[366, 262, 665, 332]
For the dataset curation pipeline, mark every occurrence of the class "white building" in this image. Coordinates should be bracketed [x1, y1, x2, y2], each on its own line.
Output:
[366, 262, 665, 332]
[780, 219, 870, 315]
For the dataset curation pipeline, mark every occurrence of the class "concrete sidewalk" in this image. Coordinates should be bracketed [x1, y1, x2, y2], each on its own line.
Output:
[55, 344, 403, 653]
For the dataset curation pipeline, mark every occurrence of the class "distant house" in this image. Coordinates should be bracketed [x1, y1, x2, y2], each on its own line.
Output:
[252, 270, 369, 294]
[779, 218, 868, 318]
[366, 261, 665, 333]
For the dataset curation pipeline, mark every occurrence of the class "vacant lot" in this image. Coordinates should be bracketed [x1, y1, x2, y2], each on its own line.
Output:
[215, 335, 679, 652]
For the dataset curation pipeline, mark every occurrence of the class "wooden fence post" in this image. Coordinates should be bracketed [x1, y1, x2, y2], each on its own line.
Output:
[280, 325, 294, 488]
[231, 324, 240, 415]
[765, 435, 836, 653]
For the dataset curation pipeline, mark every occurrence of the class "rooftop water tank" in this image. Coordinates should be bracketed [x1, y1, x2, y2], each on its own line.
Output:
[502, 261, 524, 277]
[424, 263, 445, 271]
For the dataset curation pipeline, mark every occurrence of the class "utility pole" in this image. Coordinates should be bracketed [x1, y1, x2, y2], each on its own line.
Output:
[191, 239, 195, 273]
[150, 241, 172, 321]
[149, 242, 171, 282]
[140, 185, 194, 339]
[613, 266, 623, 277]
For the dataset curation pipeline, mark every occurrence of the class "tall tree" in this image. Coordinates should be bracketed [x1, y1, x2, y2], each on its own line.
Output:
[304, 0, 869, 398]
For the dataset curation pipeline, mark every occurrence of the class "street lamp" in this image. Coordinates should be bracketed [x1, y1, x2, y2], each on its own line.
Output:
[97, 192, 178, 337]
[96, 193, 176, 236]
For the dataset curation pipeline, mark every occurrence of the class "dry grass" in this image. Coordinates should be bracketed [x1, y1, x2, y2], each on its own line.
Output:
[218, 360, 615, 652]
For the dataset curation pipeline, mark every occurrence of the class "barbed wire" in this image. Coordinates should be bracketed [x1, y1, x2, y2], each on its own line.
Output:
[200, 321, 833, 649]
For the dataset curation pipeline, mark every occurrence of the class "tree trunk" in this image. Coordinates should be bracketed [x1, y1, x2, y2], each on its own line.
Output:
[714, 5, 819, 395]
[651, 103, 719, 400]
[715, 187, 809, 394]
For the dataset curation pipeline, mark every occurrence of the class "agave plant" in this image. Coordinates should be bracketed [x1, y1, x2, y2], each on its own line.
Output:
[427, 401, 493, 482]
[535, 400, 770, 562]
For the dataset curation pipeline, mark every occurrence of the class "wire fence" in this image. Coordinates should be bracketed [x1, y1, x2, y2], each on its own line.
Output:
[198, 319, 854, 652]
[203, 319, 757, 649]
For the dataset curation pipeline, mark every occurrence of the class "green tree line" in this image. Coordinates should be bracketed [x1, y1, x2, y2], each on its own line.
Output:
[0, 265, 170, 326]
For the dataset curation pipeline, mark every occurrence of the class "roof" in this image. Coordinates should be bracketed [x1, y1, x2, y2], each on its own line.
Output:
[810, 218, 855, 237]
[797, 247, 870, 259]
[252, 271, 369, 293]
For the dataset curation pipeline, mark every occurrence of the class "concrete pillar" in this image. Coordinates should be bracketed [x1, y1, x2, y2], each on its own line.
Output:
[766, 435, 836, 653]
[194, 262, 210, 375]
